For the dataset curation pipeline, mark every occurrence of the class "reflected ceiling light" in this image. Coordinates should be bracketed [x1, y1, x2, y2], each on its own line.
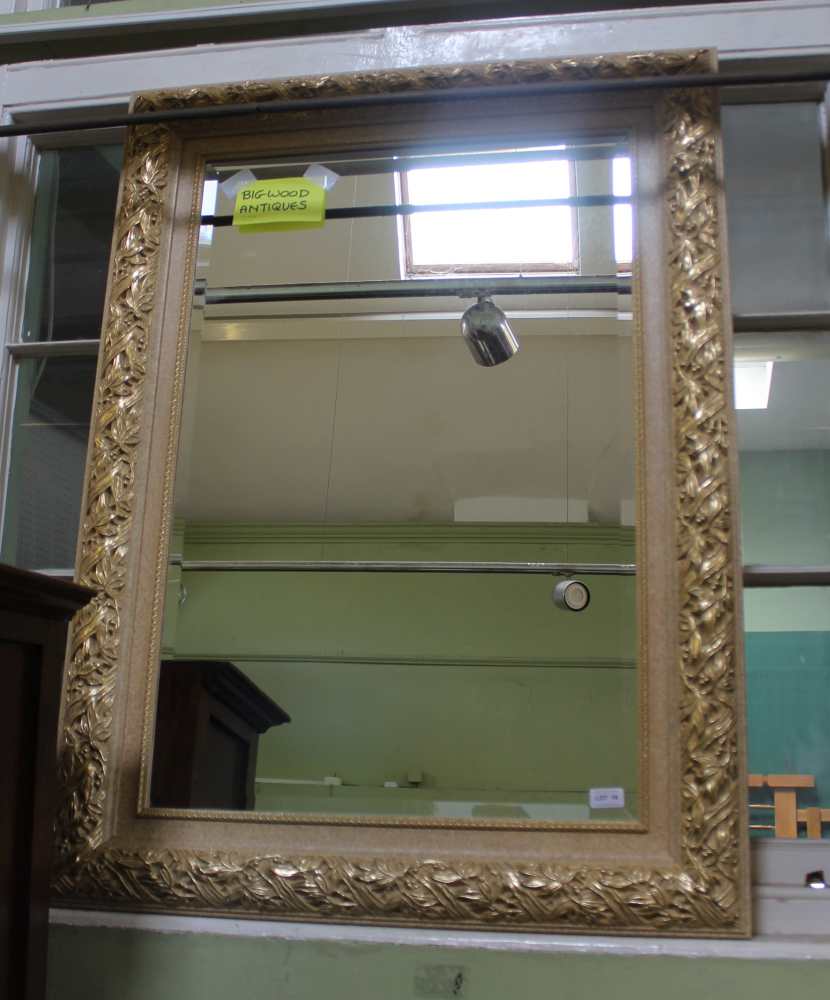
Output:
[734, 360, 773, 409]
[460, 296, 520, 367]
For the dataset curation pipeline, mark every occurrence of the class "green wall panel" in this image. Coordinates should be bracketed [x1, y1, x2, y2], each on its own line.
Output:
[160, 522, 638, 815]
[246, 659, 636, 792]
[746, 630, 830, 822]
[47, 925, 830, 1000]
[740, 450, 830, 633]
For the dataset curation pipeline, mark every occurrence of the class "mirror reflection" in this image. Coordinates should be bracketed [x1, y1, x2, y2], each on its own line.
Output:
[150, 135, 639, 822]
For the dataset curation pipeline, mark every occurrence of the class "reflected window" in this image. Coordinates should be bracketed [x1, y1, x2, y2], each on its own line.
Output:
[612, 155, 632, 271]
[398, 145, 634, 277]
[401, 154, 576, 274]
[399, 148, 633, 277]
[730, 103, 830, 842]
[739, 355, 830, 838]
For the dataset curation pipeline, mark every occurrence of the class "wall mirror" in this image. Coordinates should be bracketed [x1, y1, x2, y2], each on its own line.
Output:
[54, 50, 750, 936]
[155, 133, 638, 824]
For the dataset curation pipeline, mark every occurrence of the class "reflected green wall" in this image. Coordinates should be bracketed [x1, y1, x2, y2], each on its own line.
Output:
[162, 522, 637, 814]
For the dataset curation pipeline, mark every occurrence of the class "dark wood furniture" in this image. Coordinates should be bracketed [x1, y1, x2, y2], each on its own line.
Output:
[0, 564, 93, 1000]
[151, 659, 290, 810]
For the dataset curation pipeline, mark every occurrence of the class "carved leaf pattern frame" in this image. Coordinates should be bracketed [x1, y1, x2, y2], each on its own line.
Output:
[53, 50, 750, 936]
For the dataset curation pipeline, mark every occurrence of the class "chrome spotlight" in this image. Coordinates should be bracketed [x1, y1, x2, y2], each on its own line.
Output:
[460, 296, 519, 367]
[552, 579, 591, 612]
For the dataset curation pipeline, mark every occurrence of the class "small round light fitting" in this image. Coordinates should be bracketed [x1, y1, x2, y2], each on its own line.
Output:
[552, 579, 591, 612]
[805, 870, 827, 890]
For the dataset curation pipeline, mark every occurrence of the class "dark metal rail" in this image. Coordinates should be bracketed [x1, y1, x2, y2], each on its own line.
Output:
[172, 561, 830, 586]
[202, 275, 631, 305]
[732, 312, 830, 333]
[177, 559, 635, 576]
[5, 68, 830, 140]
[40, 562, 830, 587]
[201, 193, 628, 227]
[742, 565, 830, 587]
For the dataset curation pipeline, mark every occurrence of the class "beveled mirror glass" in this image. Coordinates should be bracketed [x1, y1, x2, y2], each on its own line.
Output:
[150, 134, 638, 823]
[54, 51, 750, 936]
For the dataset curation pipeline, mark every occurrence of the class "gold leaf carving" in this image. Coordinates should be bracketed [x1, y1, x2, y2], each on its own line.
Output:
[54, 54, 746, 934]
[56, 850, 729, 931]
[665, 86, 742, 909]
[56, 123, 170, 861]
[131, 51, 712, 116]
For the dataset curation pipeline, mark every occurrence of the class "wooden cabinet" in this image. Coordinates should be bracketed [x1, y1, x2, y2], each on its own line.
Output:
[150, 659, 290, 810]
[0, 565, 92, 1000]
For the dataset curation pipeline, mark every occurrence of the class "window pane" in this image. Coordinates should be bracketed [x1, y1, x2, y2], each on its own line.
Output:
[723, 103, 830, 315]
[405, 158, 574, 271]
[1, 357, 97, 571]
[744, 594, 830, 838]
[22, 145, 122, 342]
[612, 156, 632, 266]
[738, 358, 830, 566]
[739, 349, 830, 838]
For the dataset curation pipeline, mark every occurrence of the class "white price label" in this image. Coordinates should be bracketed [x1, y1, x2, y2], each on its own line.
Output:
[589, 787, 625, 809]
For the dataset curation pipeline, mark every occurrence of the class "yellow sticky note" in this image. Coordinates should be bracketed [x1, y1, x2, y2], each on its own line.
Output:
[233, 178, 326, 232]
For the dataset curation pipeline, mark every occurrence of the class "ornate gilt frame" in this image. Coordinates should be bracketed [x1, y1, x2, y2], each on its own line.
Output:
[52, 50, 750, 936]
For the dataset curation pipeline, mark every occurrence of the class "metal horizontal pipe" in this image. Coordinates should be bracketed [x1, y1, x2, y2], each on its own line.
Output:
[742, 565, 830, 587]
[4, 69, 830, 140]
[7, 339, 101, 359]
[203, 275, 630, 305]
[177, 559, 636, 576]
[40, 563, 830, 585]
[732, 312, 830, 334]
[202, 194, 628, 227]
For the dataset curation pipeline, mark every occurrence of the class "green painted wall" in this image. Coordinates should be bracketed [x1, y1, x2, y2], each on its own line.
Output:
[740, 450, 830, 632]
[162, 522, 637, 816]
[3, 0, 270, 26]
[740, 449, 830, 834]
[246, 660, 635, 803]
[46, 925, 830, 1000]
[746, 630, 829, 809]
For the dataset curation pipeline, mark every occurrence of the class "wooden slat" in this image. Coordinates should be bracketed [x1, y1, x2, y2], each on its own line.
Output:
[774, 789, 799, 838]
[802, 807, 823, 839]
[765, 774, 816, 789]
